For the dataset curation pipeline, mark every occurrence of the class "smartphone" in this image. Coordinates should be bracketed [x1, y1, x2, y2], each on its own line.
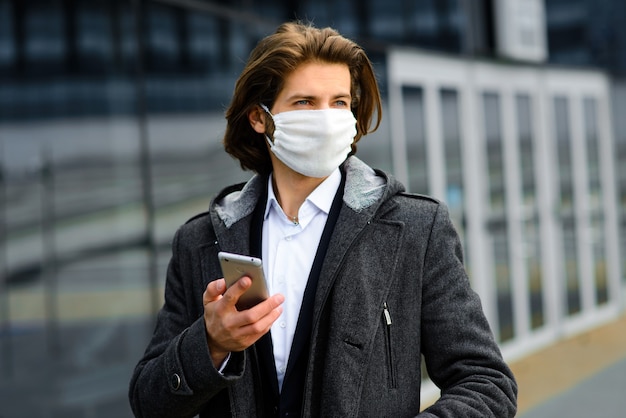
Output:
[217, 251, 269, 310]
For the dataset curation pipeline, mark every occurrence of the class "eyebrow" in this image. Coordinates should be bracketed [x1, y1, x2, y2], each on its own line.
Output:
[286, 93, 352, 101]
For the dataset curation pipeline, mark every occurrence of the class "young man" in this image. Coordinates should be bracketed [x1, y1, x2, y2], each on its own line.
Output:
[129, 21, 517, 417]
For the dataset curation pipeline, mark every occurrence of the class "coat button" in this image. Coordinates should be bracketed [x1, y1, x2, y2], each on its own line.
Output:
[171, 373, 181, 390]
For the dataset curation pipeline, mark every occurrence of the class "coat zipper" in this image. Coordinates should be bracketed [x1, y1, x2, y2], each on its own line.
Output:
[383, 302, 397, 388]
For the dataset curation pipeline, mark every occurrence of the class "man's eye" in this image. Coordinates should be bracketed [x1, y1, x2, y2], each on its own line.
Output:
[295, 100, 310, 105]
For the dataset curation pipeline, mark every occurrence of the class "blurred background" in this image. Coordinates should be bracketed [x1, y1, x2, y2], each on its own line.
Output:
[0, 0, 625, 417]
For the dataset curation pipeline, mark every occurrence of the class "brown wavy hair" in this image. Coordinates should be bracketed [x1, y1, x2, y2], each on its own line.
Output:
[223, 21, 382, 176]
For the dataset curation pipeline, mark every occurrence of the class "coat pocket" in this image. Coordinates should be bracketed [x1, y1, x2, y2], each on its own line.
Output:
[382, 302, 397, 389]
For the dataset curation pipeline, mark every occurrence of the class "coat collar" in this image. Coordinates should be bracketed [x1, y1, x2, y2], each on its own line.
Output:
[212, 156, 397, 229]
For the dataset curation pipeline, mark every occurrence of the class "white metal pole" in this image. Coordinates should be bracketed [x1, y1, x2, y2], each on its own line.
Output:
[598, 84, 624, 312]
[460, 63, 497, 332]
[501, 86, 531, 340]
[387, 51, 410, 188]
[534, 72, 563, 336]
[569, 94, 595, 314]
[424, 84, 446, 201]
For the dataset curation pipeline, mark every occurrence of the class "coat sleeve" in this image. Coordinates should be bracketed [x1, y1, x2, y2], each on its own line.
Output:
[417, 203, 518, 417]
[128, 227, 245, 418]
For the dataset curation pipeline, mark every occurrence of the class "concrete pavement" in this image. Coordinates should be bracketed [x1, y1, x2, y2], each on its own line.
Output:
[512, 313, 626, 417]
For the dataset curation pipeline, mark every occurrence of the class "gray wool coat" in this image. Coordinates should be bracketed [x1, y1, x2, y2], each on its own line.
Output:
[129, 156, 517, 418]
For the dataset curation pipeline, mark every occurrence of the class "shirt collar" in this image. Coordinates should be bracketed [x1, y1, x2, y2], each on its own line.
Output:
[264, 168, 341, 221]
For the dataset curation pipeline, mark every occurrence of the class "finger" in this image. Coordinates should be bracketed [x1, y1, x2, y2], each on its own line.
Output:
[207, 294, 284, 353]
[263, 293, 285, 312]
[239, 303, 284, 341]
[203, 279, 225, 305]
[220, 276, 252, 307]
[237, 293, 285, 326]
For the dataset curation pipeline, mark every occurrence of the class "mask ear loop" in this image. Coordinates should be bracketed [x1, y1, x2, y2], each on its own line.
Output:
[259, 103, 273, 117]
[259, 104, 276, 147]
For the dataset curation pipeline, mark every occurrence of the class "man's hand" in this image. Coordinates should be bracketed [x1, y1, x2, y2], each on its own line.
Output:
[203, 277, 284, 368]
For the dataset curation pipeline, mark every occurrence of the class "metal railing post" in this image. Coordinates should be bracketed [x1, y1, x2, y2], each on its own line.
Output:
[0, 139, 13, 377]
[41, 144, 60, 354]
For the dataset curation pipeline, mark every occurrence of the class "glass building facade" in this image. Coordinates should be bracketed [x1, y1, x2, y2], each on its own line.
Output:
[387, 47, 621, 354]
[1, 0, 625, 416]
[545, 0, 626, 328]
[545, 0, 626, 75]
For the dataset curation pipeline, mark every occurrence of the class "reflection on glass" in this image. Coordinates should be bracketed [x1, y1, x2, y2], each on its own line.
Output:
[440, 89, 468, 266]
[562, 225, 581, 314]
[621, 137, 626, 287]
[2, 120, 154, 417]
[24, 5, 66, 73]
[0, 2, 264, 416]
[516, 94, 544, 329]
[554, 96, 581, 315]
[402, 86, 429, 195]
[484, 93, 506, 213]
[75, 2, 115, 73]
[583, 97, 608, 305]
[483, 92, 514, 342]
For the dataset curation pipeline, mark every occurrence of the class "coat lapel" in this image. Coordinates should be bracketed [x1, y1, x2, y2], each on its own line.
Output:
[305, 199, 405, 417]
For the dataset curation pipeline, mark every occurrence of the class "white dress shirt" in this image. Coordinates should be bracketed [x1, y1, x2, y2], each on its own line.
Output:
[262, 168, 341, 391]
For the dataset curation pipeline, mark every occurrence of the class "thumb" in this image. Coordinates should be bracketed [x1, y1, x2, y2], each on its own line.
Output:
[203, 279, 225, 305]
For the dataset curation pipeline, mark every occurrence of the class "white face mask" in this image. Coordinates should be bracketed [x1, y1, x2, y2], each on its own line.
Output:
[260, 104, 357, 178]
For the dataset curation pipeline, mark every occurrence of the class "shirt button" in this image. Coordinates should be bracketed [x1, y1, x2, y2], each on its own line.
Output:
[171, 373, 181, 391]
[280, 321, 286, 328]
[285, 236, 292, 241]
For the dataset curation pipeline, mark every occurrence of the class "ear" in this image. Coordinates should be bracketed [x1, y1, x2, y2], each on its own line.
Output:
[248, 105, 267, 134]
